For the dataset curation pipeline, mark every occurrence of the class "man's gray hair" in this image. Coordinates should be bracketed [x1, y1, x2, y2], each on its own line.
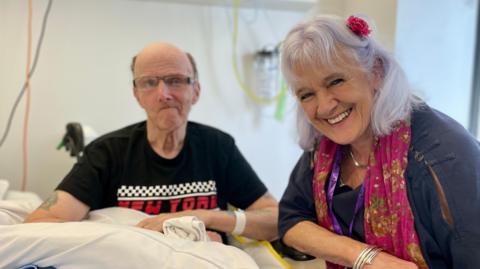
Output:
[281, 15, 421, 150]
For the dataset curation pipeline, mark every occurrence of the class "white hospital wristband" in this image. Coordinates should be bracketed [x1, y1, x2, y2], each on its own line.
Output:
[232, 210, 246, 235]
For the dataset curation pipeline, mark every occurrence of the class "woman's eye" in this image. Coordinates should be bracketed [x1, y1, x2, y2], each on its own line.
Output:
[298, 92, 314, 101]
[328, 78, 344, 87]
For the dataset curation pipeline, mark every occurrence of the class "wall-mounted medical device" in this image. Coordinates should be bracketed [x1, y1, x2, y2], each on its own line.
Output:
[253, 46, 280, 99]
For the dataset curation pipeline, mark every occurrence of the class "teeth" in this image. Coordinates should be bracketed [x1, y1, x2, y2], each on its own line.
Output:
[327, 109, 351, 124]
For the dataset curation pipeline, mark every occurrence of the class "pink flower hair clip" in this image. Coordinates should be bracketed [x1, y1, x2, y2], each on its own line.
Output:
[346, 15, 371, 38]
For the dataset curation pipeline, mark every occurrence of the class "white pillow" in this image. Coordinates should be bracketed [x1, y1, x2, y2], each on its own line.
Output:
[0, 221, 259, 269]
[86, 206, 150, 225]
[0, 200, 41, 225]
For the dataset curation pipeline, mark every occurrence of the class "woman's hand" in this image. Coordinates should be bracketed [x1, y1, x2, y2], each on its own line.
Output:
[365, 251, 419, 269]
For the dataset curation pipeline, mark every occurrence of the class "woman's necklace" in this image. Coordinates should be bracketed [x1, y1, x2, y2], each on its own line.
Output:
[349, 149, 368, 169]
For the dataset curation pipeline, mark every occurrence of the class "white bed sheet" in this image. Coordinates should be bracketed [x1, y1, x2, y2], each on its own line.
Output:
[0, 203, 258, 269]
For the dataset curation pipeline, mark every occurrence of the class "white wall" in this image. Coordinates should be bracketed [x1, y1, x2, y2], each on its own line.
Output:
[344, 0, 397, 52]
[0, 0, 306, 199]
[309, 0, 397, 52]
[395, 0, 478, 127]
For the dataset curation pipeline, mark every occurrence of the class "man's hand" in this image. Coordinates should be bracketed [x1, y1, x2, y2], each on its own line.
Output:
[136, 210, 224, 242]
[206, 231, 222, 242]
[136, 209, 211, 232]
[136, 191, 279, 242]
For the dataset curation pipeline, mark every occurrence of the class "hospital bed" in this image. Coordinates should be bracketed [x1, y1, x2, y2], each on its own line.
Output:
[0, 178, 325, 269]
[0, 181, 257, 269]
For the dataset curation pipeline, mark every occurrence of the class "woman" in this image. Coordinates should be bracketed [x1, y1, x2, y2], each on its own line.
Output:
[278, 14, 480, 269]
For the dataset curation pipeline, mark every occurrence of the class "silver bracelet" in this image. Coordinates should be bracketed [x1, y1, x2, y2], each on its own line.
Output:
[352, 246, 382, 269]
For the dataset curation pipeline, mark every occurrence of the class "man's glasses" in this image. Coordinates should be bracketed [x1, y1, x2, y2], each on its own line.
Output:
[133, 75, 194, 92]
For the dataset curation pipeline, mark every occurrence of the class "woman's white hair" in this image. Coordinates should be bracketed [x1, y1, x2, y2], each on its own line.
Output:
[281, 14, 421, 150]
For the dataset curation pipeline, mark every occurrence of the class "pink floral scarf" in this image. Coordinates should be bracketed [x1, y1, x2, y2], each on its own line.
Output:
[312, 122, 428, 269]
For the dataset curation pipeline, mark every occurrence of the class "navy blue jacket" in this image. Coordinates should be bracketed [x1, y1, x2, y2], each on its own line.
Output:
[279, 105, 480, 268]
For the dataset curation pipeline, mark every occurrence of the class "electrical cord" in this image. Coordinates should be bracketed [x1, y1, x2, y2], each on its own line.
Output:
[22, 0, 34, 191]
[0, 0, 53, 148]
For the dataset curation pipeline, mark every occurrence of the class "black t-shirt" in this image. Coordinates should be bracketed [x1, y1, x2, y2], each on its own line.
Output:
[57, 121, 267, 214]
[333, 180, 364, 241]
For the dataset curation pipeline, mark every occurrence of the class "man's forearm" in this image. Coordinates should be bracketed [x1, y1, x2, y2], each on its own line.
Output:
[206, 207, 278, 241]
[23, 191, 90, 223]
[243, 206, 278, 241]
[23, 209, 69, 223]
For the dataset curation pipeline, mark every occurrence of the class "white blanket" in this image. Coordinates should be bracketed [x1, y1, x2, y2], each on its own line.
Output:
[0, 204, 259, 269]
[163, 216, 210, 242]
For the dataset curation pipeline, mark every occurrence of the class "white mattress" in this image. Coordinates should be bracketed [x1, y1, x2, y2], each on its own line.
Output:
[0, 204, 258, 269]
[0, 183, 324, 269]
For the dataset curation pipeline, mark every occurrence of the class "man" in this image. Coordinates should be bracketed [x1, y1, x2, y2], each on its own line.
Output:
[25, 42, 278, 242]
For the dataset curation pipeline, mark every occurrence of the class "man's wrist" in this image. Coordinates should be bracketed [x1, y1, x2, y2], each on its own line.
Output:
[232, 209, 247, 235]
[197, 209, 213, 227]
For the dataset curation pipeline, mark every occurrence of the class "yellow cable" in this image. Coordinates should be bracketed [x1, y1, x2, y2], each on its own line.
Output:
[259, 241, 293, 269]
[231, 235, 292, 269]
[231, 0, 281, 105]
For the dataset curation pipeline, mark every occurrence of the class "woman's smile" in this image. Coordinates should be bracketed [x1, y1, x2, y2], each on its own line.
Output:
[325, 107, 353, 125]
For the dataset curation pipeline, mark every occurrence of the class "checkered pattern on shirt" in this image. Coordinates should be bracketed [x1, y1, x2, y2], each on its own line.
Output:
[117, 180, 217, 198]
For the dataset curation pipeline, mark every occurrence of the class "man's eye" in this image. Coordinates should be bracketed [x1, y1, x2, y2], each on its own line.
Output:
[165, 77, 184, 86]
[143, 78, 158, 88]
